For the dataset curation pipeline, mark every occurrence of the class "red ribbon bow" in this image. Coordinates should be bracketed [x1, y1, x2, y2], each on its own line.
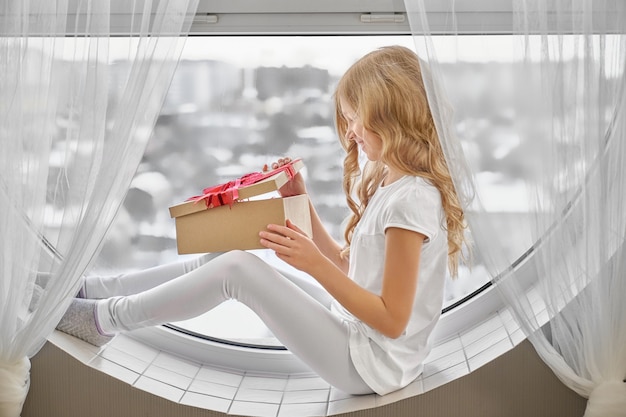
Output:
[187, 160, 300, 209]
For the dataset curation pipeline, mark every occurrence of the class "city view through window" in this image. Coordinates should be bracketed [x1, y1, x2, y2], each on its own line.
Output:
[92, 36, 533, 347]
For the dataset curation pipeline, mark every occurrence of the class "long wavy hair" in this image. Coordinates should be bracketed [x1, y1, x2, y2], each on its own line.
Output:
[335, 45, 466, 277]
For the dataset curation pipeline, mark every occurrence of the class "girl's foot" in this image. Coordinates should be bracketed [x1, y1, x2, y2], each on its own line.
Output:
[56, 298, 114, 347]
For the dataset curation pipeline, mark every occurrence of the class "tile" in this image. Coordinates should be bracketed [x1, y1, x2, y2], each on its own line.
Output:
[422, 348, 466, 378]
[196, 366, 244, 387]
[107, 334, 159, 363]
[509, 328, 527, 346]
[134, 375, 184, 403]
[240, 375, 288, 391]
[235, 387, 283, 404]
[278, 402, 327, 417]
[88, 356, 140, 385]
[528, 288, 549, 314]
[99, 345, 151, 374]
[467, 337, 513, 372]
[180, 392, 231, 413]
[534, 308, 550, 327]
[463, 326, 509, 359]
[152, 351, 200, 378]
[375, 378, 424, 407]
[64, 342, 103, 364]
[229, 400, 279, 417]
[281, 389, 329, 404]
[327, 394, 376, 415]
[499, 308, 521, 335]
[526, 286, 541, 304]
[530, 297, 547, 315]
[328, 388, 353, 402]
[424, 335, 463, 363]
[285, 376, 330, 391]
[49, 330, 102, 363]
[497, 307, 514, 324]
[143, 364, 192, 390]
[188, 378, 238, 399]
[422, 362, 469, 393]
[459, 314, 504, 347]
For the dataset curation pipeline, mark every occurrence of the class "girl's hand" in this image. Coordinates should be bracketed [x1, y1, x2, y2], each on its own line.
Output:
[269, 157, 307, 197]
[259, 219, 324, 274]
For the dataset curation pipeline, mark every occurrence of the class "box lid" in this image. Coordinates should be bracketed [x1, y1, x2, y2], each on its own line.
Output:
[169, 158, 304, 218]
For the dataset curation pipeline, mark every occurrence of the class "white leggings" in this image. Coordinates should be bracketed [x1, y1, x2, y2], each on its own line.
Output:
[88, 250, 373, 395]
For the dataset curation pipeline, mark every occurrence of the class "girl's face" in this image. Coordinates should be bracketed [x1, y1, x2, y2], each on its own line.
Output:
[339, 98, 383, 161]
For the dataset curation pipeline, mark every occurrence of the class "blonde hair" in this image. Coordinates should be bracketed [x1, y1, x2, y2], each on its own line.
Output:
[334, 45, 466, 277]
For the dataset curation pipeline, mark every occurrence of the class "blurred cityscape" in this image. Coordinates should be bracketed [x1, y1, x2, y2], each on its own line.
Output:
[97, 59, 348, 270]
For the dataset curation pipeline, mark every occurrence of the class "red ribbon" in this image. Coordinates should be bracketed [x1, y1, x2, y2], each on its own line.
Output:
[187, 159, 300, 209]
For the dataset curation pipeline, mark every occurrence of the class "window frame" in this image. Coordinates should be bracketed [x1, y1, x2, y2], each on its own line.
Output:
[31, 0, 618, 373]
[187, 0, 516, 36]
[9, 0, 621, 37]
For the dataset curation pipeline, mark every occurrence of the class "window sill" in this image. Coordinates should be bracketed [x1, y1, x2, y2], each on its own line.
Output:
[47, 283, 534, 416]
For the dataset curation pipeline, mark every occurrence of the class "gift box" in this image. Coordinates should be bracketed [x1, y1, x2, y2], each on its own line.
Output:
[169, 159, 312, 254]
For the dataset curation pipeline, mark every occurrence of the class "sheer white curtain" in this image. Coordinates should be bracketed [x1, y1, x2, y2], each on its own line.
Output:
[405, 0, 626, 415]
[0, 0, 198, 415]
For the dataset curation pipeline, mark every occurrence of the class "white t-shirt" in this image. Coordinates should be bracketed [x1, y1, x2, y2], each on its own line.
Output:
[331, 175, 448, 395]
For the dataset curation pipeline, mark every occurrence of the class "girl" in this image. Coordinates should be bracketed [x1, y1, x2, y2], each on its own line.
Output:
[56, 45, 467, 396]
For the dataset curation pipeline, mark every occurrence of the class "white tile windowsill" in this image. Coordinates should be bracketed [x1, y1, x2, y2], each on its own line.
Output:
[47, 304, 527, 417]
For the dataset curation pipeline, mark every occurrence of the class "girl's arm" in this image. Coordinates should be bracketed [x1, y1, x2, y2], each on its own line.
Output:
[260, 222, 424, 339]
[306, 199, 349, 274]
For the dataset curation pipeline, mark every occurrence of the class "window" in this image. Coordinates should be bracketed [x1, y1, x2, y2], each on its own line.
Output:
[93, 34, 534, 349]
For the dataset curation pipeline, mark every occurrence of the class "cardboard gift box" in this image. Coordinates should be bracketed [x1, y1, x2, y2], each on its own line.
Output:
[169, 159, 312, 254]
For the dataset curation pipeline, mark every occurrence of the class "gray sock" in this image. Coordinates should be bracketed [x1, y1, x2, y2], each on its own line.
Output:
[56, 298, 114, 347]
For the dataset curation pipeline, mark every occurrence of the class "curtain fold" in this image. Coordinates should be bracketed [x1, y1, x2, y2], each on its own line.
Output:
[405, 0, 626, 415]
[0, 0, 198, 415]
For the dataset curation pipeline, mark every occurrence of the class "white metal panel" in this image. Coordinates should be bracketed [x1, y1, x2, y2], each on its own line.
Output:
[194, 0, 408, 14]
[184, 0, 626, 35]
[189, 0, 511, 35]
[2, 0, 622, 35]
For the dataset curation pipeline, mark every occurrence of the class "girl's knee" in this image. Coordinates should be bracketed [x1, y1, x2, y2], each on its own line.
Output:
[221, 250, 259, 266]
[201, 250, 268, 276]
